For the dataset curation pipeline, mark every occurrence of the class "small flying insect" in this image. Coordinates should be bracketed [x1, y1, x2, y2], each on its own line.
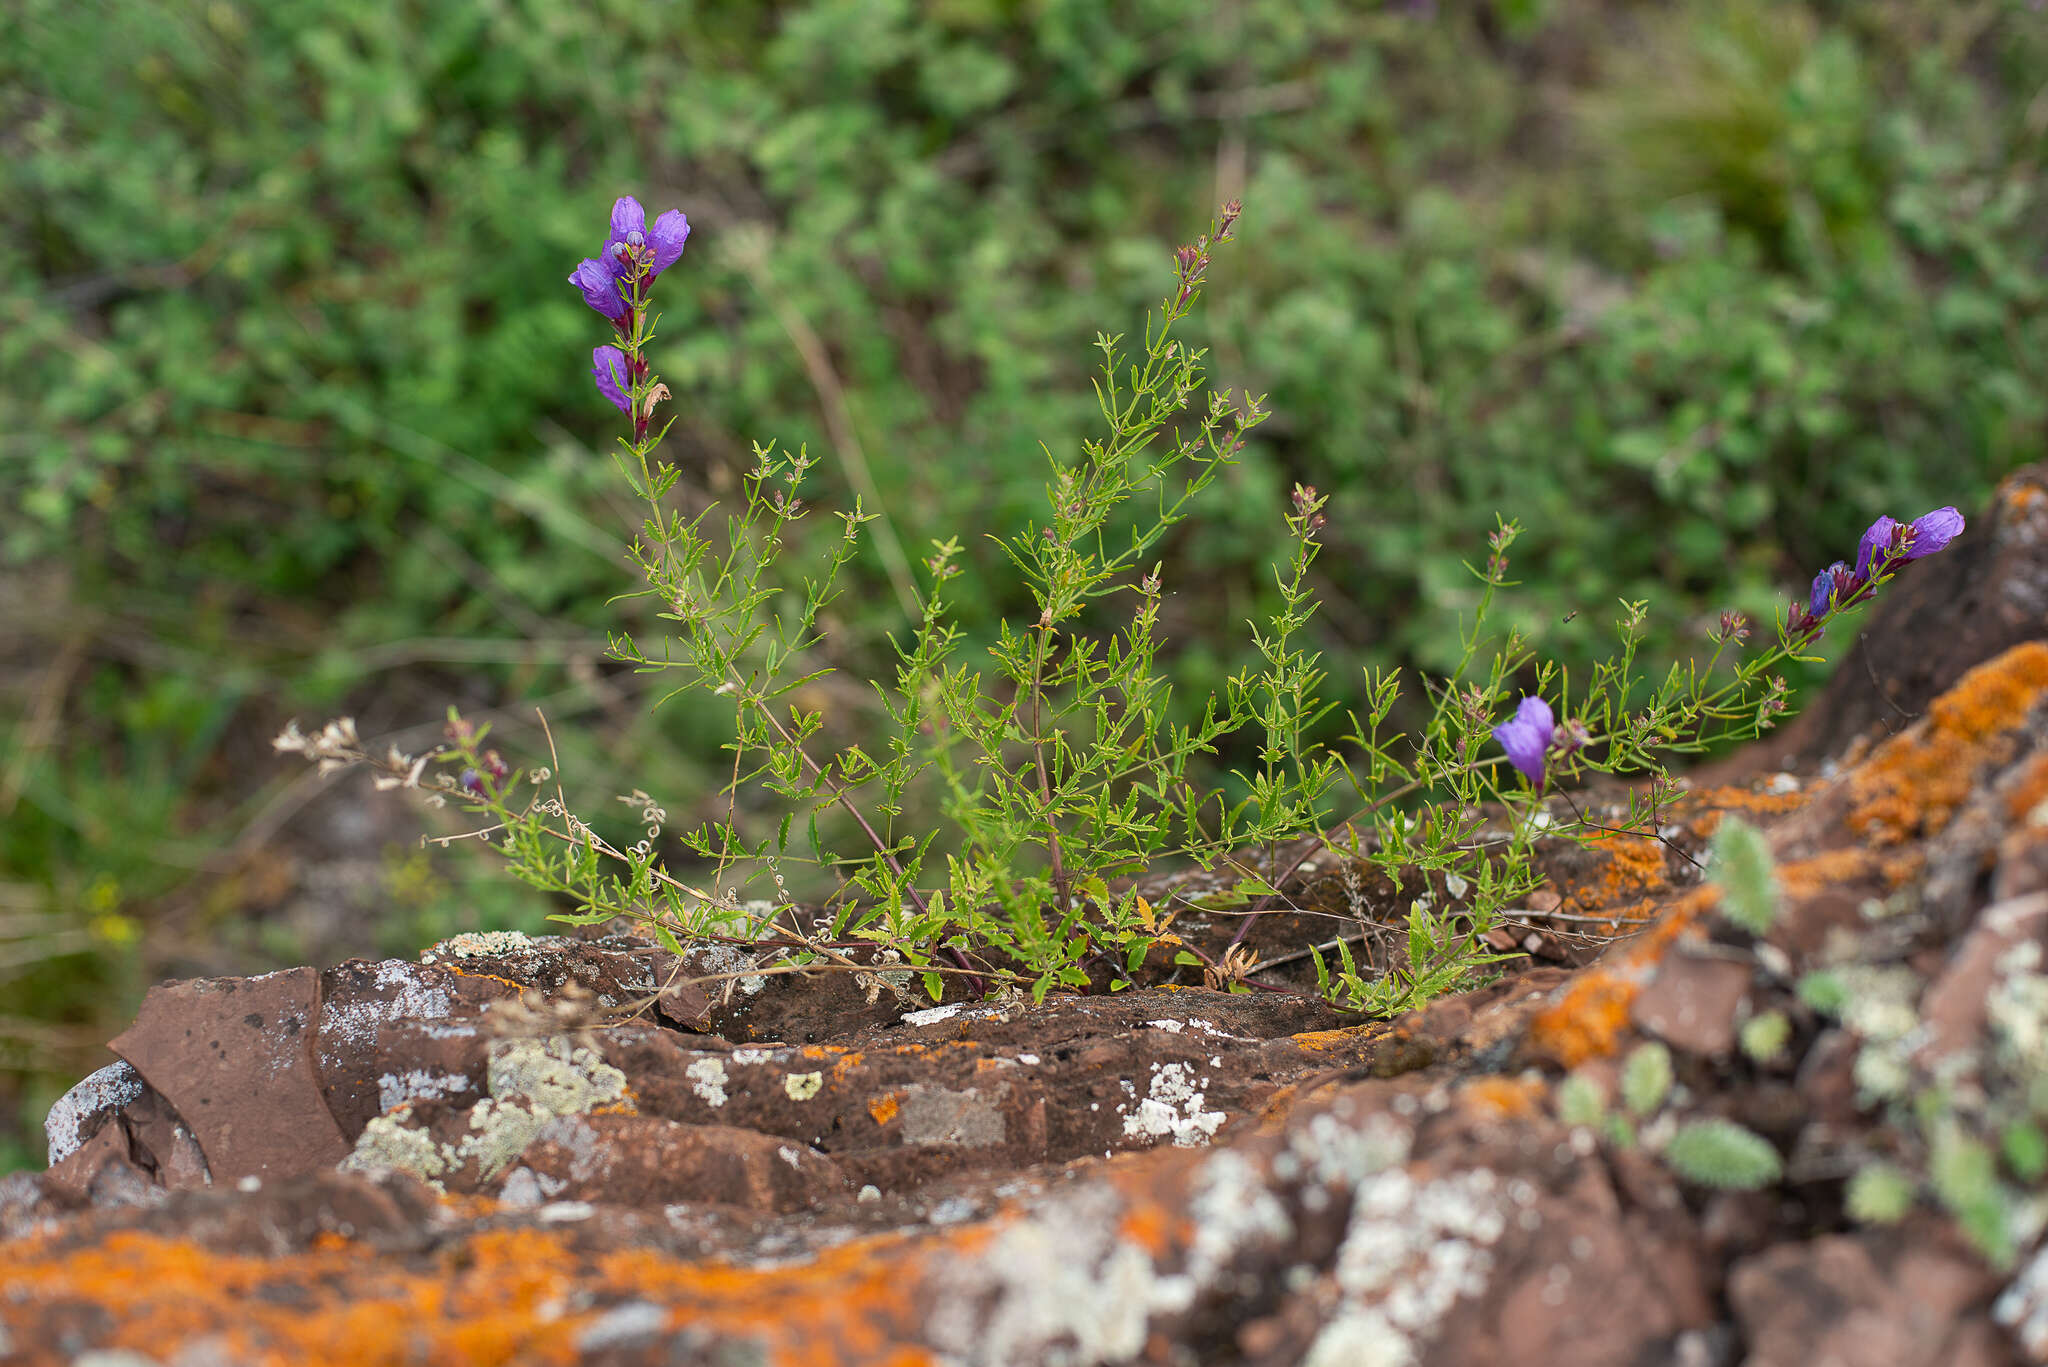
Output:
[1561, 609, 1580, 624]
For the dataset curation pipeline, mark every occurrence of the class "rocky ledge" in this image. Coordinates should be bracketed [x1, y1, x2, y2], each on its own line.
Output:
[6, 469, 2048, 1367]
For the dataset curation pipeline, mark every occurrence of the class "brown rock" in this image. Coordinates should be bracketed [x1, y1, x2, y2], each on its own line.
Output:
[504, 1115, 847, 1211]
[1728, 1229, 2006, 1367]
[111, 967, 349, 1184]
[1630, 950, 1754, 1057]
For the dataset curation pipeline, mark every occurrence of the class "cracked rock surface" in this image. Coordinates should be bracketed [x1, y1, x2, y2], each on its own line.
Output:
[7, 471, 2048, 1366]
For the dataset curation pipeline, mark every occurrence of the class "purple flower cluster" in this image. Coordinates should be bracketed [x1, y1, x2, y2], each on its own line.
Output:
[569, 196, 689, 429]
[569, 196, 690, 325]
[1789, 506, 1965, 638]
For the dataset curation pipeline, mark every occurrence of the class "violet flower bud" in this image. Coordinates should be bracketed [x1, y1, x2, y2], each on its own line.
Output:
[1492, 695, 1555, 785]
[1809, 562, 1848, 618]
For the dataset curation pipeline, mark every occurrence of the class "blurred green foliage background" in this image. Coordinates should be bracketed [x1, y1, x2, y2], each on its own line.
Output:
[2, 0, 2043, 1169]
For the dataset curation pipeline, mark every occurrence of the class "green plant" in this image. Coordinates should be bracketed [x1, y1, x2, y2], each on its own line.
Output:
[1623, 1040, 1675, 1118]
[1711, 816, 1780, 935]
[1845, 1163, 1915, 1225]
[278, 190, 1972, 1024]
[1739, 1010, 1791, 1064]
[1662, 1117, 1784, 1190]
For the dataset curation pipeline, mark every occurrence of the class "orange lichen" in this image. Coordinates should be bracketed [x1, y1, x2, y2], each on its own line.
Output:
[1847, 643, 2048, 845]
[2001, 480, 2044, 514]
[1526, 974, 1638, 1069]
[1291, 1025, 1378, 1053]
[1460, 1074, 1545, 1120]
[868, 1092, 901, 1127]
[441, 965, 526, 991]
[1566, 831, 1670, 913]
[1775, 848, 1888, 899]
[1116, 1198, 1189, 1259]
[1525, 886, 1719, 1067]
[1684, 788, 1807, 832]
[2002, 752, 2048, 825]
[0, 1217, 992, 1367]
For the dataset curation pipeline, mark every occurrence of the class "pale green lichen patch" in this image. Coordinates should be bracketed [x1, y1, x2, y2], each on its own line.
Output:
[339, 1035, 634, 1189]
[784, 1071, 823, 1101]
[420, 929, 536, 964]
[487, 1037, 629, 1115]
[341, 1110, 450, 1184]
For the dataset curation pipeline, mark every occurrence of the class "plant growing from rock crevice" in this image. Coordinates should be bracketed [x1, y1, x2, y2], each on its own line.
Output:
[277, 197, 1967, 1016]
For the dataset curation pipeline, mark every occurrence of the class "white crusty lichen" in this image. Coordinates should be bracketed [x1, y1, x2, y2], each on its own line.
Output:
[1301, 1167, 1509, 1367]
[44, 1060, 146, 1166]
[686, 1057, 730, 1107]
[1121, 1061, 1226, 1147]
[784, 1070, 824, 1101]
[926, 1099, 1417, 1366]
[1988, 939, 2048, 1076]
[1998, 1239, 2048, 1357]
[376, 1068, 474, 1113]
[340, 1035, 632, 1189]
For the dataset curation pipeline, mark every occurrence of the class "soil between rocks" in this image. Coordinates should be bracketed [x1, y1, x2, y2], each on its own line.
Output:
[6, 469, 2048, 1367]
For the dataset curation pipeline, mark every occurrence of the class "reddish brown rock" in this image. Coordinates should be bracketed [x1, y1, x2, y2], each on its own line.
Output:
[1630, 949, 1754, 1057]
[110, 967, 348, 1184]
[1728, 1227, 2012, 1367]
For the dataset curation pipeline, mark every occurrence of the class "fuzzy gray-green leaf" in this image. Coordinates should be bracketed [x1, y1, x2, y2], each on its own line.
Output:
[1710, 817, 1779, 935]
[1662, 1118, 1782, 1190]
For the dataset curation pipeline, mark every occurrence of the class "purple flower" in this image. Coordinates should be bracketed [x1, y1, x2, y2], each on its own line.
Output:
[1854, 517, 1898, 579]
[591, 345, 631, 414]
[569, 257, 629, 321]
[1493, 695, 1556, 785]
[1855, 506, 1966, 578]
[1902, 506, 1965, 558]
[603, 196, 690, 285]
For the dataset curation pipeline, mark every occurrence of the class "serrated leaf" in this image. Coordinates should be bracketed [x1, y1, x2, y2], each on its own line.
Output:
[923, 971, 944, 1004]
[650, 921, 687, 958]
[1662, 1119, 1782, 1190]
[1621, 1041, 1673, 1118]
